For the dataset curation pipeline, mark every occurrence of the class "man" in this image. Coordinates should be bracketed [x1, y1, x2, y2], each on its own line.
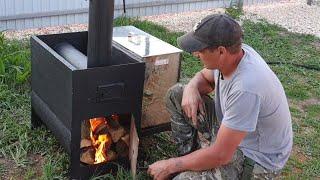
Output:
[147, 14, 293, 180]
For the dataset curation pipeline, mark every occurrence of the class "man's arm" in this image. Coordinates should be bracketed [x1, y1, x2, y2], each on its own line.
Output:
[182, 68, 215, 123]
[169, 125, 247, 172]
[147, 125, 247, 179]
[187, 68, 215, 95]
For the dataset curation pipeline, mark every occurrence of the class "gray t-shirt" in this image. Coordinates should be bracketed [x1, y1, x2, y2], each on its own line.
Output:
[213, 44, 293, 171]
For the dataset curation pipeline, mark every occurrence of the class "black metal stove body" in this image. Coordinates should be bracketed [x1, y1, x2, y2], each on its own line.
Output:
[31, 32, 145, 179]
[30, 0, 145, 179]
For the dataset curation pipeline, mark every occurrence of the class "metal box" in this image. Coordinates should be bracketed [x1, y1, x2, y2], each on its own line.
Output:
[31, 31, 145, 179]
[113, 26, 182, 133]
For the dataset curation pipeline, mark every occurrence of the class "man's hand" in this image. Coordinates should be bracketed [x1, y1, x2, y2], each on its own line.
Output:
[181, 69, 215, 126]
[147, 125, 247, 179]
[181, 83, 205, 126]
[147, 159, 176, 180]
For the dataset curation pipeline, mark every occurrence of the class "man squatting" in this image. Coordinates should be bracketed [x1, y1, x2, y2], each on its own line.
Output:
[147, 14, 293, 180]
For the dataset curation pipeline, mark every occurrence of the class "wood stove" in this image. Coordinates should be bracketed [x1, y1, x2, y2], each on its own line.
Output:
[30, 0, 144, 179]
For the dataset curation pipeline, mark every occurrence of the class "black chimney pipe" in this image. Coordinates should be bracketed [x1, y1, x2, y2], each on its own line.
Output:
[87, 0, 115, 68]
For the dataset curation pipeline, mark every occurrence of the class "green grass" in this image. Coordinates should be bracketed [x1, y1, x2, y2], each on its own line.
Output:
[225, 6, 244, 20]
[0, 16, 320, 179]
[243, 20, 320, 71]
[306, 104, 320, 119]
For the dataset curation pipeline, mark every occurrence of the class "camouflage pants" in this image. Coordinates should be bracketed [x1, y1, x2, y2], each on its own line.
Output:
[166, 84, 281, 180]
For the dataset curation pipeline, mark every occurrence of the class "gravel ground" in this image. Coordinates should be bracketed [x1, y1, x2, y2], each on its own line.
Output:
[2, 0, 320, 40]
[243, 0, 320, 38]
[140, 8, 226, 33]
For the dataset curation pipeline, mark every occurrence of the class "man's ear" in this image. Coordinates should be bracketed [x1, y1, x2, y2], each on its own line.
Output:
[218, 46, 226, 55]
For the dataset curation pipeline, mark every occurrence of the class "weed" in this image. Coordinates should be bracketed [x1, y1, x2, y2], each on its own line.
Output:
[25, 168, 36, 180]
[41, 156, 67, 180]
[225, 7, 243, 20]
[41, 157, 56, 180]
[90, 163, 136, 180]
[305, 104, 320, 119]
[243, 20, 320, 70]
[0, 163, 5, 177]
[304, 159, 320, 177]
[0, 35, 30, 87]
[8, 143, 29, 168]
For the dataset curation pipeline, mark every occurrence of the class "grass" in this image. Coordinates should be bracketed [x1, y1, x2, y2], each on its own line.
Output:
[225, 6, 244, 20]
[0, 16, 319, 179]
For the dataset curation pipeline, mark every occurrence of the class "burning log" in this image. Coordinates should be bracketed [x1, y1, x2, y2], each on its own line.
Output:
[80, 115, 131, 165]
[93, 123, 109, 136]
[93, 134, 112, 164]
[81, 120, 91, 139]
[116, 134, 130, 157]
[107, 119, 126, 143]
[88, 117, 114, 164]
[108, 115, 121, 129]
[80, 134, 113, 165]
[90, 117, 107, 132]
[89, 117, 109, 141]
[80, 147, 95, 164]
[108, 126, 126, 143]
[81, 139, 92, 149]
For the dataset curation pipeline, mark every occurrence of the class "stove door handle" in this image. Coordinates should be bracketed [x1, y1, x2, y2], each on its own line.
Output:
[96, 83, 125, 102]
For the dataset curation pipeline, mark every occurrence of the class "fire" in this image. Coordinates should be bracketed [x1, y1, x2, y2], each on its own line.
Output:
[89, 117, 112, 164]
[94, 134, 111, 163]
[90, 117, 106, 133]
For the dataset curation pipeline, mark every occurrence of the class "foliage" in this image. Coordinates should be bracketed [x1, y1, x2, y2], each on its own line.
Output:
[225, 6, 243, 20]
[0, 35, 30, 88]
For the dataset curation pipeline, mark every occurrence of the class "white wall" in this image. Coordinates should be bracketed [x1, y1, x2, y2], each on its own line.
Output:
[0, 0, 276, 31]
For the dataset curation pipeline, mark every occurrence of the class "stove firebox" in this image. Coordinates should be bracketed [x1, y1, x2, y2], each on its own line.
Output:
[30, 0, 145, 179]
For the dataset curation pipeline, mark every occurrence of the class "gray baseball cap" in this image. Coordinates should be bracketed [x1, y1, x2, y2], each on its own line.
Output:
[177, 14, 243, 53]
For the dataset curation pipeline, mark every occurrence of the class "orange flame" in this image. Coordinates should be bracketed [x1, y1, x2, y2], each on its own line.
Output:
[90, 117, 106, 132]
[94, 134, 111, 164]
[89, 117, 112, 164]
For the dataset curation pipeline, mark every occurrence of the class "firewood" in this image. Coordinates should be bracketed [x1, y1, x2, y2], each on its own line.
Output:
[116, 134, 130, 157]
[108, 117, 121, 129]
[94, 123, 109, 135]
[107, 150, 117, 161]
[81, 120, 91, 139]
[80, 139, 92, 149]
[121, 134, 130, 146]
[90, 117, 107, 131]
[80, 147, 95, 164]
[108, 126, 126, 143]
